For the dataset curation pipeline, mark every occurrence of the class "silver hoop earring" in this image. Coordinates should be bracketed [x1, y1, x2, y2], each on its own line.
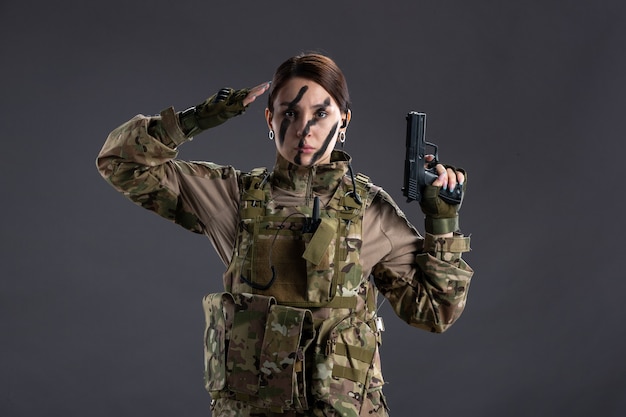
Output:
[339, 131, 346, 143]
[268, 130, 275, 141]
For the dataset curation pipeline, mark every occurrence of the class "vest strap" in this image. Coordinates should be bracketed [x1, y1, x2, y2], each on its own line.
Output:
[331, 365, 368, 385]
[335, 342, 376, 363]
[324, 296, 358, 309]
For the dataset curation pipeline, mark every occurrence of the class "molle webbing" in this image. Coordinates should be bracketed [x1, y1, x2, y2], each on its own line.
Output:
[233, 168, 372, 309]
[332, 340, 375, 384]
[240, 167, 269, 219]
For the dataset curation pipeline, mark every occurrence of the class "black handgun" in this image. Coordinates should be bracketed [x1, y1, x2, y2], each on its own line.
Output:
[402, 111, 463, 204]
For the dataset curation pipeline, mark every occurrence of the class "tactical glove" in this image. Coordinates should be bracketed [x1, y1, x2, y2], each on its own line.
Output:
[420, 168, 466, 235]
[179, 87, 250, 137]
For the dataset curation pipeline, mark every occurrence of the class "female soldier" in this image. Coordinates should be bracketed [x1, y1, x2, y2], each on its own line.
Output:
[97, 53, 473, 417]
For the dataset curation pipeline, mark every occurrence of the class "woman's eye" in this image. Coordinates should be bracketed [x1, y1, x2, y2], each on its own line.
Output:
[316, 110, 328, 118]
[284, 110, 296, 118]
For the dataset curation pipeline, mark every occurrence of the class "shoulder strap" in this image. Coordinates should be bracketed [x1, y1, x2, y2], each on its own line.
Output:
[240, 167, 269, 219]
[336, 172, 379, 220]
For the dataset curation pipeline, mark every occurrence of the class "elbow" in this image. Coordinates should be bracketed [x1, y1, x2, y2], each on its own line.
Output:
[95, 154, 121, 183]
[431, 303, 467, 333]
[431, 322, 455, 334]
[95, 154, 109, 179]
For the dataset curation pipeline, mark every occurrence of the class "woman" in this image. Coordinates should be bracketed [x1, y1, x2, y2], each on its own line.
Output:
[97, 53, 473, 417]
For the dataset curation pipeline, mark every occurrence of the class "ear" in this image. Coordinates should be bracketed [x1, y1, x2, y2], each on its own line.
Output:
[340, 109, 352, 129]
[265, 108, 273, 130]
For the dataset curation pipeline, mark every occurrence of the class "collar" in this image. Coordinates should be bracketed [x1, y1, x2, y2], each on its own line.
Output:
[271, 150, 352, 195]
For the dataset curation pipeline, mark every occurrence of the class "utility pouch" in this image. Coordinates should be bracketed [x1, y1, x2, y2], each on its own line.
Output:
[258, 304, 316, 411]
[302, 217, 337, 305]
[311, 315, 379, 414]
[202, 292, 235, 392]
[239, 216, 339, 307]
[227, 293, 276, 395]
[202, 292, 315, 412]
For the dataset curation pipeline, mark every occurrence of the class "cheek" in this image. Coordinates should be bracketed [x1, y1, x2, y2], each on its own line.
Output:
[310, 122, 339, 164]
[277, 117, 291, 146]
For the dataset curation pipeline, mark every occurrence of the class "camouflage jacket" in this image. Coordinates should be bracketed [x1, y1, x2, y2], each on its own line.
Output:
[96, 107, 474, 416]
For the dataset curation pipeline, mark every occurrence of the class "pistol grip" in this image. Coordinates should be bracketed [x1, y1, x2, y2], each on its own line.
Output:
[426, 167, 463, 204]
[438, 186, 463, 205]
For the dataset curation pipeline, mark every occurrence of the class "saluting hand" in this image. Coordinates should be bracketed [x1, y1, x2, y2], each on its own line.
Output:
[242, 81, 271, 107]
[181, 82, 272, 136]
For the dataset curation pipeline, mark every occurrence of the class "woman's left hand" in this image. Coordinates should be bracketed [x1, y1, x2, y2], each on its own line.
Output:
[425, 154, 465, 192]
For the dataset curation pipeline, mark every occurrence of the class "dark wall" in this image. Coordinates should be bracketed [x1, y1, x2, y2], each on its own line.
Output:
[2, 1, 625, 416]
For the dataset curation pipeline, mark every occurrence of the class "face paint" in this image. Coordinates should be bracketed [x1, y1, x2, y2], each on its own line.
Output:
[269, 78, 343, 167]
[300, 97, 330, 138]
[308, 121, 338, 166]
[278, 86, 308, 145]
[295, 101, 333, 166]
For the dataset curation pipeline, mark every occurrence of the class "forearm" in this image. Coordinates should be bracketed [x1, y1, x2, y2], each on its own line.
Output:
[422, 232, 470, 266]
[97, 84, 254, 195]
[368, 193, 473, 333]
[95, 107, 204, 233]
[96, 107, 188, 178]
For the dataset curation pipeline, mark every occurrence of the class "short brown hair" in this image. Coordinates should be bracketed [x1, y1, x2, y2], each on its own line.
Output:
[267, 53, 351, 114]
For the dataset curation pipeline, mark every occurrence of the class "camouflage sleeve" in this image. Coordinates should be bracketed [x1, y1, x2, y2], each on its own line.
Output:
[368, 190, 474, 333]
[96, 107, 241, 262]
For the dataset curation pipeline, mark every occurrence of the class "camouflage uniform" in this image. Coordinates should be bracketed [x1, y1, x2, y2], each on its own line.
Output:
[96, 107, 474, 416]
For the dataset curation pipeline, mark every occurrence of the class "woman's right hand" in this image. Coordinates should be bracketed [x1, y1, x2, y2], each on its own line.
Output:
[243, 81, 271, 106]
[185, 81, 272, 134]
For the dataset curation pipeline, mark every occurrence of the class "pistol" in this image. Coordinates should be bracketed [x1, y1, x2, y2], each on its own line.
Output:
[402, 111, 463, 204]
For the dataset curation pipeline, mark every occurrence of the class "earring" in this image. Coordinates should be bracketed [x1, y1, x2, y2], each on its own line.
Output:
[268, 130, 275, 141]
[339, 131, 346, 143]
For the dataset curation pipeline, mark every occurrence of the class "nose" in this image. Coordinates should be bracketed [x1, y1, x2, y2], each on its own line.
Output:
[295, 118, 312, 138]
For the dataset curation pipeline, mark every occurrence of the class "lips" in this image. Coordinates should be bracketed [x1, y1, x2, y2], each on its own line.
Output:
[296, 145, 315, 153]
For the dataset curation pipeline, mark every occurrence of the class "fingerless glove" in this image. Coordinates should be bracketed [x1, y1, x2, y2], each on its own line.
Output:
[179, 87, 250, 137]
[419, 168, 467, 234]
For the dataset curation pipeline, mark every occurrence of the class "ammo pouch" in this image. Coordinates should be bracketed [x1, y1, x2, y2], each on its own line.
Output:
[202, 292, 316, 412]
[311, 315, 381, 414]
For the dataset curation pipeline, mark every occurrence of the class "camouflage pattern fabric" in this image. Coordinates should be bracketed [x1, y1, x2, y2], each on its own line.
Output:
[225, 154, 369, 308]
[203, 292, 315, 413]
[204, 155, 386, 415]
[203, 292, 235, 392]
[210, 392, 388, 417]
[96, 109, 474, 417]
[180, 87, 251, 138]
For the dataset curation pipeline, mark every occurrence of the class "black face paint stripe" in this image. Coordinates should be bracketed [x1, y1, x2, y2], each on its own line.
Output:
[301, 118, 315, 138]
[277, 86, 308, 145]
[298, 96, 331, 142]
[278, 116, 289, 146]
[310, 121, 339, 165]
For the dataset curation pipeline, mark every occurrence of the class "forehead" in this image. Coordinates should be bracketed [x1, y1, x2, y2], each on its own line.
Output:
[273, 77, 338, 107]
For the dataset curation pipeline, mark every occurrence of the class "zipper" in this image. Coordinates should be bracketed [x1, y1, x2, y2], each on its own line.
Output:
[305, 165, 316, 206]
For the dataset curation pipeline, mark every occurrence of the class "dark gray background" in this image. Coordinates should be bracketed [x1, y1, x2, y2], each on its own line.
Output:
[2, 1, 625, 416]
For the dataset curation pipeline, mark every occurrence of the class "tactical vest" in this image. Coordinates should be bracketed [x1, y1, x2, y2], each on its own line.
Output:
[202, 167, 383, 414]
[228, 167, 373, 308]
